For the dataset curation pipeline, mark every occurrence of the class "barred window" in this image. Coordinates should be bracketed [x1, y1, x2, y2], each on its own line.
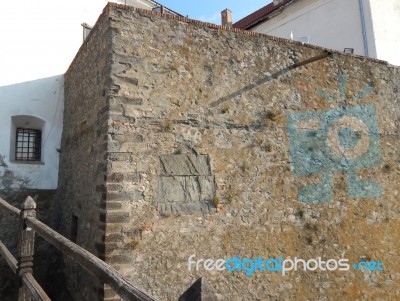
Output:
[15, 128, 42, 161]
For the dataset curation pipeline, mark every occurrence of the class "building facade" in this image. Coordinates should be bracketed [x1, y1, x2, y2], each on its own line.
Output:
[1, 1, 400, 300]
[234, 0, 400, 66]
[58, 3, 400, 300]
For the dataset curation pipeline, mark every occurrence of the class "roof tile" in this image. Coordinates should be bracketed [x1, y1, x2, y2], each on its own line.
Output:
[233, 0, 292, 29]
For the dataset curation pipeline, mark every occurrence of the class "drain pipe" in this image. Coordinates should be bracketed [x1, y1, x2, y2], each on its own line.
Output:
[358, 0, 369, 57]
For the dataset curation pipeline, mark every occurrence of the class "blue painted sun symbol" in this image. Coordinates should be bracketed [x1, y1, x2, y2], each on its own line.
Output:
[316, 73, 373, 107]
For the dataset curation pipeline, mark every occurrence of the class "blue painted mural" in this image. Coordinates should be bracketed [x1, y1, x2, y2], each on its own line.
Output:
[287, 74, 382, 203]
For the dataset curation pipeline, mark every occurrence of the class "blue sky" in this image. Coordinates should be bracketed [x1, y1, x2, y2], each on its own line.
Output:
[158, 0, 272, 24]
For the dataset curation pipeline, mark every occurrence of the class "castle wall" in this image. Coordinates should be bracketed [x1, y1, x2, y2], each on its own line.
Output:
[58, 8, 113, 300]
[62, 4, 400, 300]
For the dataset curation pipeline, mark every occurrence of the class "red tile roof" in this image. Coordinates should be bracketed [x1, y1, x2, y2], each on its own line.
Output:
[233, 0, 293, 30]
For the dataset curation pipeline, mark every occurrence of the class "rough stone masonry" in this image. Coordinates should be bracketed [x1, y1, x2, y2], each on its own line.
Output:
[58, 3, 400, 300]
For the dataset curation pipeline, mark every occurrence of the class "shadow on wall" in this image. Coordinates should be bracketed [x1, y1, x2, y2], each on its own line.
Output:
[0, 154, 30, 190]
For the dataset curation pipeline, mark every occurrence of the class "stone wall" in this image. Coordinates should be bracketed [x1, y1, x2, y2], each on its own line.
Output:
[61, 3, 400, 300]
[57, 8, 113, 301]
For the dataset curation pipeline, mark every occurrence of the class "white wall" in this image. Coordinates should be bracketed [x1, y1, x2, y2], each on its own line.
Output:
[0, 0, 165, 190]
[0, 1, 128, 189]
[0, 76, 64, 190]
[369, 0, 400, 66]
[251, 0, 378, 60]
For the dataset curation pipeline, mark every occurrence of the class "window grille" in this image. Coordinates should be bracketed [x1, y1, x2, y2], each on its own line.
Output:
[15, 128, 42, 161]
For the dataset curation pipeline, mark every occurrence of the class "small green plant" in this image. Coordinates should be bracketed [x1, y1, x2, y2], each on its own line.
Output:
[255, 137, 264, 146]
[242, 161, 250, 172]
[304, 223, 317, 232]
[226, 194, 234, 204]
[163, 119, 173, 132]
[174, 147, 183, 155]
[296, 209, 305, 218]
[129, 239, 139, 250]
[212, 196, 220, 208]
[221, 105, 229, 114]
[264, 141, 272, 152]
[305, 236, 313, 245]
[359, 255, 372, 262]
[265, 110, 278, 122]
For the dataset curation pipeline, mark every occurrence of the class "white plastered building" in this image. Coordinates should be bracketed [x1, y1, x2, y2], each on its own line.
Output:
[0, 0, 180, 190]
[233, 0, 400, 66]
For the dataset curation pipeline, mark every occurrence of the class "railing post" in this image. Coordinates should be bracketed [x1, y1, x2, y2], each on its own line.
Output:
[17, 196, 37, 301]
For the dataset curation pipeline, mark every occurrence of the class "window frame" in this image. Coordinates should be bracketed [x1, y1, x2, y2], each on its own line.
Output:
[10, 115, 45, 164]
[15, 128, 42, 162]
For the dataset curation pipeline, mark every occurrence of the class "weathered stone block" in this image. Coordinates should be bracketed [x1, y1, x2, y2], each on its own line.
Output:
[105, 202, 123, 210]
[106, 184, 123, 193]
[106, 191, 144, 201]
[105, 153, 132, 161]
[104, 233, 125, 243]
[160, 154, 211, 176]
[113, 75, 139, 86]
[123, 172, 142, 182]
[99, 212, 130, 223]
[111, 96, 143, 105]
[155, 174, 215, 215]
[105, 255, 132, 265]
[111, 134, 143, 143]
[108, 123, 129, 135]
[107, 173, 124, 182]
[122, 104, 143, 118]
